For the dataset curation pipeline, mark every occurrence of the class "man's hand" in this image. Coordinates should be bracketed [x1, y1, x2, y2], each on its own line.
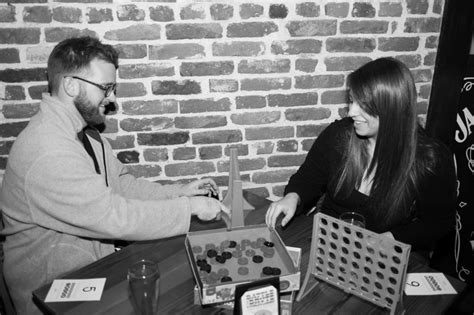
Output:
[189, 196, 229, 221]
[180, 178, 220, 198]
[265, 193, 300, 228]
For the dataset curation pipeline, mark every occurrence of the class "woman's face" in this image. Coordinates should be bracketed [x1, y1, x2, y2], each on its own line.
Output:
[347, 98, 379, 141]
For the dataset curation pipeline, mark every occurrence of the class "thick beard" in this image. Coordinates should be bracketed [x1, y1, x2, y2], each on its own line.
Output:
[74, 88, 105, 126]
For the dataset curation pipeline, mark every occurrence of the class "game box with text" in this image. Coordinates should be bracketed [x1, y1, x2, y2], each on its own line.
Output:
[185, 224, 300, 305]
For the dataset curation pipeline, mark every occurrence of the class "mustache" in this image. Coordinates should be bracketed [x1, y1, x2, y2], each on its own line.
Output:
[99, 102, 117, 115]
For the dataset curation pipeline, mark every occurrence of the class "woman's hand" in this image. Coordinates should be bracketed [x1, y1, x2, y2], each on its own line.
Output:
[189, 196, 229, 221]
[265, 193, 300, 228]
[180, 178, 219, 198]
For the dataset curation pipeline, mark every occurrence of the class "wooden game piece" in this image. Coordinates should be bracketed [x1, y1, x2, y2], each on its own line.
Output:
[192, 245, 203, 253]
[232, 250, 243, 258]
[221, 276, 233, 282]
[238, 266, 249, 275]
[217, 268, 230, 277]
[229, 240, 237, 248]
[207, 249, 218, 258]
[216, 255, 226, 264]
[238, 257, 249, 265]
[245, 249, 256, 257]
[264, 241, 274, 247]
[252, 255, 264, 263]
[222, 251, 232, 260]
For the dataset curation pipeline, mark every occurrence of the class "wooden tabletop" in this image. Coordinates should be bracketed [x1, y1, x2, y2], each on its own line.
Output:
[33, 191, 465, 314]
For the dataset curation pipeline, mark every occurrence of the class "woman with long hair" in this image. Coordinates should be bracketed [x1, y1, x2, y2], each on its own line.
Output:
[266, 57, 456, 250]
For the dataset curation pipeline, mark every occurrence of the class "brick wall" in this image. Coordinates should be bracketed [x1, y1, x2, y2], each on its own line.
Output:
[0, 0, 444, 200]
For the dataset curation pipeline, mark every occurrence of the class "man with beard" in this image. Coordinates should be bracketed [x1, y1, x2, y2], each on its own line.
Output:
[0, 36, 228, 314]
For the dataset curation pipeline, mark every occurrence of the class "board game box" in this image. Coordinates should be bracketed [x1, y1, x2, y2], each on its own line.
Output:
[185, 224, 300, 305]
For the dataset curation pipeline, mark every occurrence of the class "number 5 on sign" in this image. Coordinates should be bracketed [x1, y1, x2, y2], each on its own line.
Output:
[45, 278, 106, 302]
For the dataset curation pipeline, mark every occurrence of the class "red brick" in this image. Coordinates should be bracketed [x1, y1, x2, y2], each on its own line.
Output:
[246, 126, 293, 140]
[285, 108, 331, 121]
[268, 154, 306, 167]
[87, 7, 113, 24]
[239, 3, 263, 19]
[412, 69, 432, 83]
[113, 44, 147, 59]
[325, 56, 371, 71]
[241, 78, 291, 91]
[106, 135, 135, 150]
[0, 68, 46, 83]
[379, 2, 403, 17]
[127, 165, 162, 178]
[297, 2, 320, 17]
[165, 161, 215, 176]
[295, 58, 318, 72]
[407, 0, 429, 14]
[180, 4, 205, 20]
[28, 85, 47, 100]
[117, 151, 139, 164]
[103, 118, 118, 134]
[302, 138, 315, 151]
[173, 147, 196, 160]
[174, 115, 227, 129]
[24, 6, 52, 23]
[4, 85, 25, 100]
[231, 111, 280, 125]
[268, 92, 318, 107]
[213, 41, 265, 57]
[105, 25, 161, 41]
[295, 74, 345, 89]
[321, 90, 347, 105]
[424, 52, 436, 66]
[252, 169, 295, 184]
[253, 141, 274, 155]
[217, 158, 265, 173]
[419, 84, 431, 99]
[150, 5, 174, 22]
[179, 98, 231, 113]
[325, 3, 349, 18]
[119, 63, 173, 79]
[0, 28, 40, 44]
[166, 23, 222, 40]
[192, 130, 242, 144]
[269, 4, 288, 19]
[326, 37, 376, 53]
[227, 22, 278, 38]
[271, 39, 322, 55]
[138, 131, 189, 146]
[0, 141, 13, 155]
[180, 61, 234, 76]
[210, 4, 233, 20]
[45, 27, 97, 43]
[143, 148, 169, 162]
[209, 79, 238, 93]
[150, 43, 205, 60]
[0, 157, 6, 170]
[395, 55, 422, 68]
[236, 95, 266, 109]
[152, 80, 201, 95]
[120, 117, 173, 132]
[199, 146, 222, 160]
[122, 99, 178, 115]
[378, 37, 419, 51]
[404, 18, 441, 33]
[0, 48, 20, 63]
[224, 144, 248, 157]
[116, 82, 147, 98]
[238, 59, 290, 74]
[286, 20, 336, 37]
[2, 103, 39, 119]
[53, 7, 82, 23]
[277, 140, 298, 152]
[352, 3, 375, 17]
[296, 124, 329, 137]
[0, 5, 15, 22]
[340, 21, 389, 34]
[425, 36, 438, 49]
[272, 185, 286, 197]
[0, 121, 28, 138]
[117, 4, 145, 21]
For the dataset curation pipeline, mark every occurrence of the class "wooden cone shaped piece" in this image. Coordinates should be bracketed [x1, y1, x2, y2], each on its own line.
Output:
[231, 180, 244, 228]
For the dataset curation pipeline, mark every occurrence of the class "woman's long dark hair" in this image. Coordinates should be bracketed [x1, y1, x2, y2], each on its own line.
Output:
[334, 57, 419, 228]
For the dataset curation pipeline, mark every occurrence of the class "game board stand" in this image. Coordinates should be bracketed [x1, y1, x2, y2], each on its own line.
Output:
[222, 148, 254, 228]
[296, 213, 411, 315]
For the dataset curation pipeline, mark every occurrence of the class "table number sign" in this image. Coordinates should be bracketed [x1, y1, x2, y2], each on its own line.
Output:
[404, 273, 457, 296]
[44, 278, 106, 302]
[234, 277, 280, 315]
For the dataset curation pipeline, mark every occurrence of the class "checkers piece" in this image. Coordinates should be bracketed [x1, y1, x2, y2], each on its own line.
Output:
[232, 250, 243, 258]
[229, 240, 237, 248]
[262, 266, 274, 275]
[192, 245, 203, 253]
[221, 276, 233, 282]
[216, 255, 226, 264]
[222, 251, 233, 260]
[217, 268, 230, 277]
[200, 263, 211, 273]
[252, 255, 264, 263]
[206, 249, 218, 258]
[272, 267, 281, 275]
[238, 266, 249, 276]
[238, 257, 249, 265]
[245, 249, 256, 257]
[264, 241, 274, 248]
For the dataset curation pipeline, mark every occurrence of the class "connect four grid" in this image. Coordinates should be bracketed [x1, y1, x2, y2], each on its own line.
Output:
[306, 213, 411, 314]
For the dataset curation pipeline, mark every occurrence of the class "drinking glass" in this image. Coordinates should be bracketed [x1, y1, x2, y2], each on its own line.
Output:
[339, 212, 366, 228]
[128, 259, 160, 315]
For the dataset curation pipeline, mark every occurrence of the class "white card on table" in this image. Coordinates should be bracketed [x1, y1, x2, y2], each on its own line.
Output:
[45, 278, 106, 302]
[404, 273, 457, 295]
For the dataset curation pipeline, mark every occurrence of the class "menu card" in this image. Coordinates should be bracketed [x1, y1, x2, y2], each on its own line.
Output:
[45, 278, 106, 302]
[404, 273, 457, 295]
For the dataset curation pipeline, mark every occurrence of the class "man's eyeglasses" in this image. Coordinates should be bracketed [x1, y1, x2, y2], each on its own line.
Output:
[66, 76, 117, 97]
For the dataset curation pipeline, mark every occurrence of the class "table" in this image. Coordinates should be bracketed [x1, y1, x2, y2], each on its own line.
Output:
[33, 191, 465, 314]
